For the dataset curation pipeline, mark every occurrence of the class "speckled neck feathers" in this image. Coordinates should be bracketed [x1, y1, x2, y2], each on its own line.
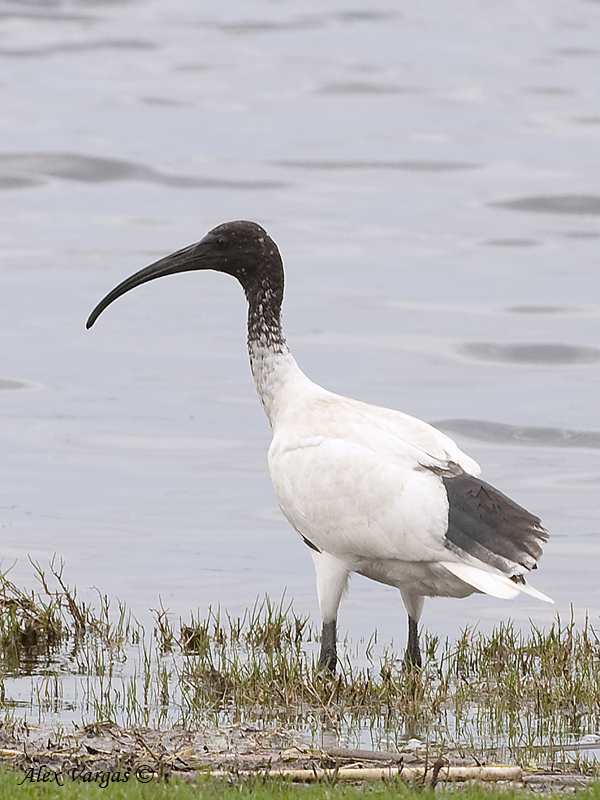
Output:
[245, 278, 288, 355]
[245, 273, 300, 426]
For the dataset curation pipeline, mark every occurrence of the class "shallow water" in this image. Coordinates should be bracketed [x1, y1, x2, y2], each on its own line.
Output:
[0, 0, 599, 659]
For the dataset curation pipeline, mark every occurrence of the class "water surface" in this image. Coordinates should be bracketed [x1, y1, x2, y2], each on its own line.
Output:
[0, 0, 599, 662]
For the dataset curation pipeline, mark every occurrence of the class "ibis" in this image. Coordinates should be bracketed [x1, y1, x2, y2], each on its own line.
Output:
[87, 220, 551, 669]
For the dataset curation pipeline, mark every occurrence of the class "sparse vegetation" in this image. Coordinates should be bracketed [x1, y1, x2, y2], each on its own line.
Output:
[1, 562, 599, 779]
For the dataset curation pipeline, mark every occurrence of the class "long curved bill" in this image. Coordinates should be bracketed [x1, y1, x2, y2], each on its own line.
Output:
[86, 241, 207, 329]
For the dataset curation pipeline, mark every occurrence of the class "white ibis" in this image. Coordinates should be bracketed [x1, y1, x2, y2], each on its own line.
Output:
[87, 220, 552, 669]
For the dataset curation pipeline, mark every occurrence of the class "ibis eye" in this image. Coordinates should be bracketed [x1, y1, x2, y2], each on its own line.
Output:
[215, 235, 229, 249]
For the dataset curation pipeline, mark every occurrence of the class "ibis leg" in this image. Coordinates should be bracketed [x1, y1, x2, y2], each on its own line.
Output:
[311, 550, 349, 673]
[318, 619, 337, 672]
[405, 615, 422, 668]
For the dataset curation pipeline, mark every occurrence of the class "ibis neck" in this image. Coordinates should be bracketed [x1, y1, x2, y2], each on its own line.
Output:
[245, 284, 303, 426]
[245, 280, 287, 354]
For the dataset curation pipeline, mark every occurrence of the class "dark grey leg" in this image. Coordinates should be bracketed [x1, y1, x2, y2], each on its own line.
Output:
[404, 615, 422, 668]
[318, 619, 337, 672]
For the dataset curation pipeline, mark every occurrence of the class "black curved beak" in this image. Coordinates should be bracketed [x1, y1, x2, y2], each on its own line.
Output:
[86, 240, 210, 329]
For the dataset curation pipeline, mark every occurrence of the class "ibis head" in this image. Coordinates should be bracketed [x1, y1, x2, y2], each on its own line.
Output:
[86, 220, 284, 329]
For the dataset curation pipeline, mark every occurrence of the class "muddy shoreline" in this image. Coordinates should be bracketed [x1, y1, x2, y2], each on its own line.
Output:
[1, 721, 595, 790]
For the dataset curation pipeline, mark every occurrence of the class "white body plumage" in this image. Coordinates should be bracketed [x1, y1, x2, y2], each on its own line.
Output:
[254, 344, 551, 632]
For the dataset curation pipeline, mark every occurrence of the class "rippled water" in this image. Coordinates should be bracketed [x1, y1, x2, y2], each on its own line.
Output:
[1, 0, 599, 658]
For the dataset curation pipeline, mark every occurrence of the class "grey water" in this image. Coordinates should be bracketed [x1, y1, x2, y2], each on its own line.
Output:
[1, 0, 599, 675]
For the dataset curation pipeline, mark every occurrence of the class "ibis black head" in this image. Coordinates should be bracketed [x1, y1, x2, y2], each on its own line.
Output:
[86, 220, 284, 329]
